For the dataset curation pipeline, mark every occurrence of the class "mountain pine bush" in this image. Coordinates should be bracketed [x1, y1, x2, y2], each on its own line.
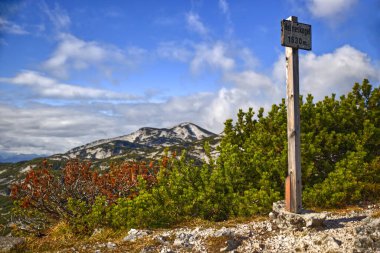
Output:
[214, 79, 379, 209]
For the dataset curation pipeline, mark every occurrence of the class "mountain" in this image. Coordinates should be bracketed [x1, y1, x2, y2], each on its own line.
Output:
[0, 153, 46, 163]
[50, 122, 219, 162]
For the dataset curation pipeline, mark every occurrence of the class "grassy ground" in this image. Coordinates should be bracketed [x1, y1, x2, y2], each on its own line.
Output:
[22, 216, 266, 252]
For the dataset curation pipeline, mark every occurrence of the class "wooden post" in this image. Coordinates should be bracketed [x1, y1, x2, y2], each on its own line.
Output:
[285, 16, 302, 213]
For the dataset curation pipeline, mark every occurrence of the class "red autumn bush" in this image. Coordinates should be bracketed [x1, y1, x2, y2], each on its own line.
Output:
[11, 159, 158, 220]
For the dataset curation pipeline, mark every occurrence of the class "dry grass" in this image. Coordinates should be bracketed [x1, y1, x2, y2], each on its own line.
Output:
[372, 210, 380, 218]
[26, 222, 129, 252]
[169, 215, 267, 230]
[26, 222, 75, 252]
[204, 235, 228, 253]
[24, 221, 176, 253]
[311, 205, 364, 215]
[115, 237, 163, 253]
[22, 216, 265, 252]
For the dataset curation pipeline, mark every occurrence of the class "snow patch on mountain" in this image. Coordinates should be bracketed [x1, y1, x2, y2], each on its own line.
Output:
[173, 122, 213, 140]
[113, 123, 214, 145]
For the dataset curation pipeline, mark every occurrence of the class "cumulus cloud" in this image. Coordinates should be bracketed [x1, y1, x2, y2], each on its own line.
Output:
[0, 17, 28, 35]
[0, 70, 138, 100]
[42, 33, 145, 79]
[202, 87, 264, 130]
[224, 70, 277, 96]
[301, 45, 380, 99]
[273, 45, 380, 101]
[0, 103, 128, 154]
[191, 42, 235, 74]
[307, 0, 358, 19]
[186, 12, 208, 36]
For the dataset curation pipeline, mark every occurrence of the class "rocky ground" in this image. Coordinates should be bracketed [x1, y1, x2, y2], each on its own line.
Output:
[1, 204, 379, 252]
[65, 204, 379, 253]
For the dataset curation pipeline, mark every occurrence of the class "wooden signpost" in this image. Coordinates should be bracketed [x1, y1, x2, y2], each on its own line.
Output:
[281, 16, 312, 213]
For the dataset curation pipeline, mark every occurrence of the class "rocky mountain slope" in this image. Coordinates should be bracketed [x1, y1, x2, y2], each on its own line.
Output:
[50, 122, 219, 161]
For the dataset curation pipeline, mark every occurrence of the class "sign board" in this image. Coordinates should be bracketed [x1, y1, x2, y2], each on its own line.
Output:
[281, 19, 311, 50]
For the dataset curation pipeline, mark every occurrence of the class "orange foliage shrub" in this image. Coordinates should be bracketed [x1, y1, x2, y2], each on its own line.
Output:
[11, 159, 158, 219]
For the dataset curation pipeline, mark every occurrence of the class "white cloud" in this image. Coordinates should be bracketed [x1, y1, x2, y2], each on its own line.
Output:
[0, 104, 128, 154]
[301, 45, 380, 99]
[191, 42, 235, 74]
[202, 88, 260, 130]
[42, 33, 144, 79]
[186, 12, 208, 36]
[238, 47, 259, 69]
[219, 0, 229, 14]
[218, 0, 233, 36]
[224, 71, 275, 94]
[0, 70, 138, 100]
[43, 34, 107, 77]
[273, 45, 380, 101]
[40, 2, 71, 31]
[157, 41, 192, 62]
[157, 41, 257, 74]
[0, 17, 28, 35]
[307, 0, 358, 19]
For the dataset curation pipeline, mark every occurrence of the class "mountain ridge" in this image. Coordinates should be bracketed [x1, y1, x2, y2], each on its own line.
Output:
[49, 122, 219, 161]
[0, 153, 46, 163]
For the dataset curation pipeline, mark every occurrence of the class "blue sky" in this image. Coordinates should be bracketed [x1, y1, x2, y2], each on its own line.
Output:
[0, 0, 379, 155]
